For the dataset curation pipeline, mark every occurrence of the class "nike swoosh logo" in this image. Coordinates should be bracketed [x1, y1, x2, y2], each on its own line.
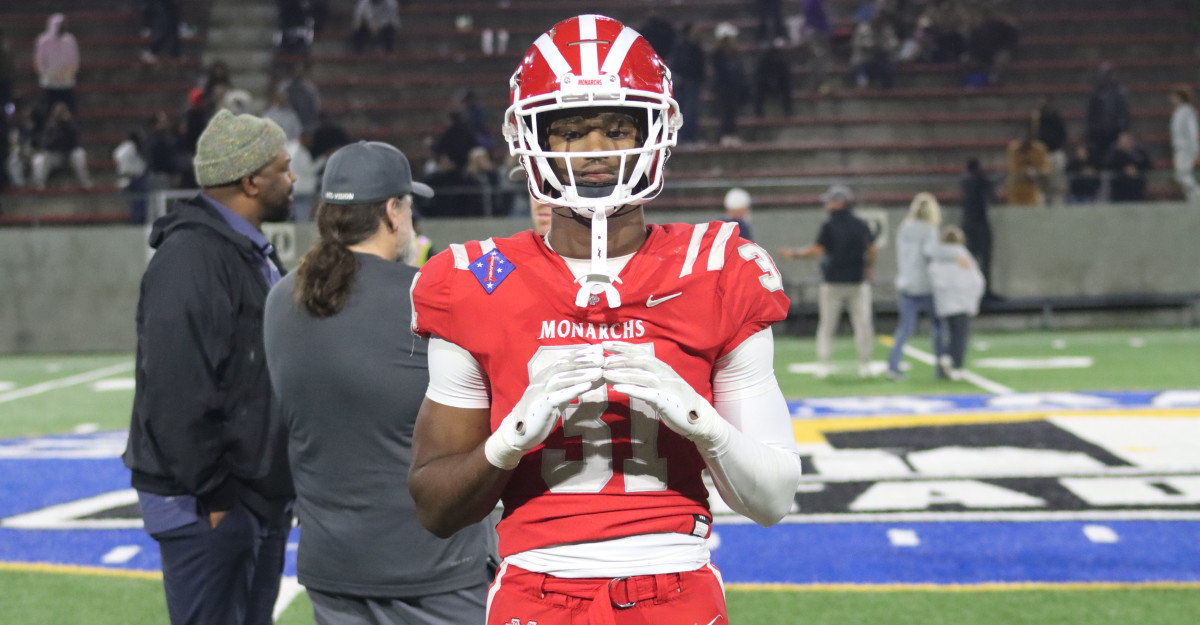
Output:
[696, 616, 722, 625]
[646, 292, 682, 307]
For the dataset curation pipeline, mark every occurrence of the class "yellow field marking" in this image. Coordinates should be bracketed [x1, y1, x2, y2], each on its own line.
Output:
[792, 409, 1200, 444]
[0, 560, 161, 580]
[727, 580, 1200, 592]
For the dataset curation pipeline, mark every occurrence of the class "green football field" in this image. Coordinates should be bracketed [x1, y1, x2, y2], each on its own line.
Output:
[1, 326, 1198, 623]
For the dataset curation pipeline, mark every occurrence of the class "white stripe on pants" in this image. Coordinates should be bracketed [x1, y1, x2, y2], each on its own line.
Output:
[816, 282, 875, 368]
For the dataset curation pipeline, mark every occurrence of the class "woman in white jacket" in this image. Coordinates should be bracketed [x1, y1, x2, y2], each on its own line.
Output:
[929, 226, 985, 380]
[1169, 84, 1200, 204]
[886, 192, 944, 380]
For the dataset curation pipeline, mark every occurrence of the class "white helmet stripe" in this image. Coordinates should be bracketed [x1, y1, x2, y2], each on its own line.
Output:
[600, 26, 641, 76]
[533, 33, 573, 78]
[578, 14, 600, 76]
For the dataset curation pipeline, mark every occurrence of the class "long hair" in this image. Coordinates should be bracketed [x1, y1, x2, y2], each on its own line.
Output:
[294, 199, 389, 317]
[906, 192, 942, 226]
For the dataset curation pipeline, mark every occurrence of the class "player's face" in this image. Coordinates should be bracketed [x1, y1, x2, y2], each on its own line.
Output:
[545, 110, 641, 187]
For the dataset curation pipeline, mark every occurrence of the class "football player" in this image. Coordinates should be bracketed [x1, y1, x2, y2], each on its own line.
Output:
[408, 14, 802, 625]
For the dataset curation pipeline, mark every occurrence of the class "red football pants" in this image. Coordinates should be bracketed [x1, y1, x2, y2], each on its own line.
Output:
[486, 562, 728, 625]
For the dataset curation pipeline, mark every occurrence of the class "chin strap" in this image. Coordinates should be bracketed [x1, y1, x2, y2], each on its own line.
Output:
[573, 209, 622, 308]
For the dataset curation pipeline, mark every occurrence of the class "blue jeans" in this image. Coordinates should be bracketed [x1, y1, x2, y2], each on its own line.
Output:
[887, 293, 943, 373]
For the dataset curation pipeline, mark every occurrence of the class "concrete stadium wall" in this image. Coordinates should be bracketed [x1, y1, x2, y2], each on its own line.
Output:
[1, 202, 1198, 354]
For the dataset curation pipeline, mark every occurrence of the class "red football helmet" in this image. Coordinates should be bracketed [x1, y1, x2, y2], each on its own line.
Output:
[504, 14, 681, 218]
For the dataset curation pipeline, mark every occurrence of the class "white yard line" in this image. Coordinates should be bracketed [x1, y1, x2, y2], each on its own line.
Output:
[0, 361, 134, 405]
[900, 344, 1015, 395]
[273, 577, 304, 621]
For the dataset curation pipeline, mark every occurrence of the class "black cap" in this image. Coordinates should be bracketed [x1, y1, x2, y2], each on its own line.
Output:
[321, 141, 434, 205]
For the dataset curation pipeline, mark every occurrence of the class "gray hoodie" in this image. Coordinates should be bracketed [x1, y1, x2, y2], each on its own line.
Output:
[894, 219, 938, 296]
[929, 242, 985, 317]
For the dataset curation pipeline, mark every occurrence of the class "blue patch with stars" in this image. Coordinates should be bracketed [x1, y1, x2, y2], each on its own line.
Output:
[469, 248, 515, 294]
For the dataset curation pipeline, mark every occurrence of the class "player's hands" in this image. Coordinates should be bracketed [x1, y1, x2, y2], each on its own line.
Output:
[484, 345, 604, 470]
[601, 341, 730, 450]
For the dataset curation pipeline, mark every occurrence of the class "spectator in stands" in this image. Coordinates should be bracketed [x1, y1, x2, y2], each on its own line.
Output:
[639, 10, 676, 59]
[887, 192, 945, 381]
[1005, 127, 1049, 206]
[1104, 131, 1152, 202]
[929, 225, 985, 381]
[1065, 141, 1102, 203]
[722, 187, 755, 241]
[800, 0, 835, 94]
[754, 39, 793, 117]
[432, 110, 479, 171]
[276, 0, 316, 56]
[924, 0, 967, 64]
[31, 102, 91, 190]
[462, 145, 498, 216]
[961, 157, 1000, 301]
[711, 22, 749, 146]
[1033, 97, 1068, 206]
[141, 0, 182, 64]
[897, 15, 935, 64]
[183, 62, 233, 153]
[278, 62, 322, 133]
[1169, 84, 1200, 204]
[963, 9, 1018, 87]
[460, 89, 493, 153]
[5, 100, 36, 188]
[203, 59, 233, 97]
[1085, 63, 1131, 160]
[423, 153, 481, 217]
[310, 113, 351, 161]
[114, 129, 150, 223]
[351, 0, 401, 54]
[778, 184, 878, 379]
[668, 22, 706, 143]
[263, 91, 303, 142]
[222, 88, 255, 116]
[34, 13, 80, 115]
[754, 0, 787, 41]
[0, 29, 14, 110]
[851, 14, 899, 89]
[146, 110, 182, 190]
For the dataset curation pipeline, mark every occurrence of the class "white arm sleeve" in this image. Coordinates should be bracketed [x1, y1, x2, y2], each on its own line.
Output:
[425, 338, 491, 409]
[704, 328, 802, 526]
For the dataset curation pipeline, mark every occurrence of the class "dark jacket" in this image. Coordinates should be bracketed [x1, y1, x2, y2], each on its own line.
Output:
[123, 196, 293, 520]
[960, 171, 995, 230]
[816, 207, 874, 283]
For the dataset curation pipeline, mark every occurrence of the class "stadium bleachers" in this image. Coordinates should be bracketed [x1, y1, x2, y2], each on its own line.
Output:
[1, 0, 1196, 222]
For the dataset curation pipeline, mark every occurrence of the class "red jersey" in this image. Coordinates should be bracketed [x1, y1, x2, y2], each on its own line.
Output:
[411, 221, 789, 557]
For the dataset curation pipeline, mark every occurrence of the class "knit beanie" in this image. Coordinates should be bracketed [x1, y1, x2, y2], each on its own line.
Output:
[193, 109, 287, 187]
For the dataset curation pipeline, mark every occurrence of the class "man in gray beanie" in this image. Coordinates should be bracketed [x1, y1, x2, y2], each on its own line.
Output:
[124, 109, 297, 625]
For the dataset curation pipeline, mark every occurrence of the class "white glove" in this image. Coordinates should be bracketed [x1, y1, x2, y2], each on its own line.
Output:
[601, 341, 730, 451]
[484, 346, 604, 470]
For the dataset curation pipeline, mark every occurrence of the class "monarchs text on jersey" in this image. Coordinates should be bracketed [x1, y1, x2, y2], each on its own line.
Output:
[411, 221, 790, 557]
